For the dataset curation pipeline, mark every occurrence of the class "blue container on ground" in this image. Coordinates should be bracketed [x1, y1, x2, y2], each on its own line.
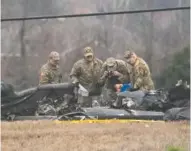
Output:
[120, 83, 132, 92]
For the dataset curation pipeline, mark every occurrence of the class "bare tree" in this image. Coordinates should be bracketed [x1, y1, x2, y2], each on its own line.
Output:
[19, 0, 28, 88]
[145, 0, 154, 72]
[19, 20, 28, 88]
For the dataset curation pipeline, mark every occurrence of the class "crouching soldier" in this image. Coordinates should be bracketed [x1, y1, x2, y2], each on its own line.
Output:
[98, 57, 131, 105]
[124, 51, 155, 92]
[113, 51, 155, 108]
[70, 47, 103, 107]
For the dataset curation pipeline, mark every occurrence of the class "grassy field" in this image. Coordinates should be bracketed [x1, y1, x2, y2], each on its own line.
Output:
[1, 120, 190, 151]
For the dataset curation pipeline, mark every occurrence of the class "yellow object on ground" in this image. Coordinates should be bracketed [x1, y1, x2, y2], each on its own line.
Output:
[54, 119, 165, 124]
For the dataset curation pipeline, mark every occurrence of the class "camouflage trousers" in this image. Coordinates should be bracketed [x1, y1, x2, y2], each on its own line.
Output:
[102, 89, 118, 106]
[78, 95, 102, 107]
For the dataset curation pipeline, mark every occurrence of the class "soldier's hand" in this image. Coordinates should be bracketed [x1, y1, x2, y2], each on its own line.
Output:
[113, 71, 122, 77]
[72, 79, 79, 86]
[103, 71, 109, 78]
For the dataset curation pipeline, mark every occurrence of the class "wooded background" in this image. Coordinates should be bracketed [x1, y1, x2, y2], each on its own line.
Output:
[1, 0, 190, 90]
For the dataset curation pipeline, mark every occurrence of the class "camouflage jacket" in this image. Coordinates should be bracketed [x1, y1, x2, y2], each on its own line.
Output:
[99, 59, 131, 90]
[70, 58, 103, 90]
[39, 63, 62, 85]
[131, 57, 155, 91]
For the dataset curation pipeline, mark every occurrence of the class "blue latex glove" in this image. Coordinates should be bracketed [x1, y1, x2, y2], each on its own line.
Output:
[120, 83, 132, 92]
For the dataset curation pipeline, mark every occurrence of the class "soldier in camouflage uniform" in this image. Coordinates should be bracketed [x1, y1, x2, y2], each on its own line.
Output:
[99, 57, 131, 104]
[124, 51, 155, 91]
[39, 51, 62, 85]
[70, 47, 103, 107]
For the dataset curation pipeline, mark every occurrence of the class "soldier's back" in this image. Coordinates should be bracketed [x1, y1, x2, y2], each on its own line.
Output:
[133, 57, 154, 90]
[116, 59, 130, 70]
[116, 59, 131, 81]
[137, 57, 150, 72]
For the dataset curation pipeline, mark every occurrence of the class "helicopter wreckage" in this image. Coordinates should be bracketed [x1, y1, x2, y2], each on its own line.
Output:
[1, 80, 190, 122]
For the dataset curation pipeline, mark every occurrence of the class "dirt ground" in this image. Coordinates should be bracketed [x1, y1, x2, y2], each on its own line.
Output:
[1, 120, 190, 151]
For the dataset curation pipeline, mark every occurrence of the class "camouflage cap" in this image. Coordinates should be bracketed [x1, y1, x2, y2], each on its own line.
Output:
[124, 50, 134, 59]
[105, 57, 116, 66]
[49, 51, 60, 61]
[84, 47, 93, 57]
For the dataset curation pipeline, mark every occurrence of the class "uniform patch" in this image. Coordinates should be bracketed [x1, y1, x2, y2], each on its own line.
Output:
[40, 72, 45, 77]
[40, 72, 45, 80]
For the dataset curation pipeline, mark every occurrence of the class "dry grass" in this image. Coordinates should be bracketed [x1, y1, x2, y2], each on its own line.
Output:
[1, 120, 190, 151]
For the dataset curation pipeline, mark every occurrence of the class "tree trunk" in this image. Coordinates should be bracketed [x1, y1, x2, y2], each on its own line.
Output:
[20, 0, 28, 89]
[145, 0, 154, 72]
[20, 20, 28, 89]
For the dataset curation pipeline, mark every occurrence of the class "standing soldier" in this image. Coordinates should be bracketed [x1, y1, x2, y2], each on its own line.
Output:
[70, 47, 103, 107]
[39, 51, 62, 85]
[124, 50, 155, 91]
[99, 57, 131, 104]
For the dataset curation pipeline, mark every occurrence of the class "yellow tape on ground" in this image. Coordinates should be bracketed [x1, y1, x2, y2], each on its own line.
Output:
[54, 119, 165, 124]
